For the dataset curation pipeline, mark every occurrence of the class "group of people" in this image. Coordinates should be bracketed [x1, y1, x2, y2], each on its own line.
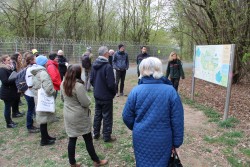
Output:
[0, 44, 185, 167]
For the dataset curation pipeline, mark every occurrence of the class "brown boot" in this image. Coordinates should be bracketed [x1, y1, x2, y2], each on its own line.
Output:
[70, 163, 81, 167]
[93, 159, 108, 167]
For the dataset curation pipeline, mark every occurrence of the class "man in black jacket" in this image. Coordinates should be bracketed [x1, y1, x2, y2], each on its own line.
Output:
[90, 46, 116, 142]
[112, 44, 129, 97]
[136, 46, 150, 77]
[57, 50, 68, 81]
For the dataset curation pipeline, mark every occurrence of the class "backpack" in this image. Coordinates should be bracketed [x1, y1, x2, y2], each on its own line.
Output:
[81, 54, 91, 69]
[15, 67, 29, 92]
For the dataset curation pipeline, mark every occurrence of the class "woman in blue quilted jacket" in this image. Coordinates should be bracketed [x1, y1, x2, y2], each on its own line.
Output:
[123, 57, 184, 167]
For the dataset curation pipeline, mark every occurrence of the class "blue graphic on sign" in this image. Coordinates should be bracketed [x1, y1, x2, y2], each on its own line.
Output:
[216, 71, 222, 83]
[196, 48, 201, 57]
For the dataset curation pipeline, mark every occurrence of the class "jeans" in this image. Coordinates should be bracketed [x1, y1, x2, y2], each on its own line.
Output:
[24, 95, 35, 129]
[115, 70, 126, 94]
[68, 133, 99, 165]
[84, 68, 91, 91]
[170, 78, 180, 91]
[93, 99, 113, 140]
[3, 100, 13, 124]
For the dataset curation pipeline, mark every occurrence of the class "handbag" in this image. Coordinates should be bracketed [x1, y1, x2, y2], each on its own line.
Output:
[36, 86, 55, 113]
[168, 148, 183, 167]
[8, 71, 18, 81]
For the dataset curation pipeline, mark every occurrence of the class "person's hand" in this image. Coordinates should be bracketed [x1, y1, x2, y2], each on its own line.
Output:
[65, 62, 69, 67]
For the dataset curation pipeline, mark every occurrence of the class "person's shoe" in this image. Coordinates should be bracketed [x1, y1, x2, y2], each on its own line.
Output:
[40, 139, 55, 146]
[93, 134, 100, 140]
[7, 123, 17, 128]
[93, 159, 108, 167]
[48, 136, 56, 141]
[116, 94, 119, 97]
[70, 163, 81, 167]
[12, 113, 24, 118]
[103, 136, 116, 142]
[28, 127, 40, 133]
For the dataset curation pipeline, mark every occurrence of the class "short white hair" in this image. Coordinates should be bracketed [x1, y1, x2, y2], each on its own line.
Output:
[57, 50, 64, 55]
[139, 57, 163, 79]
[109, 49, 114, 54]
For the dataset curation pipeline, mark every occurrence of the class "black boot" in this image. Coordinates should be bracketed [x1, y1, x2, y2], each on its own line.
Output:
[40, 123, 55, 146]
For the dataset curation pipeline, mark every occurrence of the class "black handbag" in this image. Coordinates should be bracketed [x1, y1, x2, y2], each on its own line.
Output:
[168, 149, 183, 167]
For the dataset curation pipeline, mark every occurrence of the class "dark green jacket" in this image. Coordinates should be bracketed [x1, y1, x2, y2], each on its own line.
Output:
[166, 60, 185, 79]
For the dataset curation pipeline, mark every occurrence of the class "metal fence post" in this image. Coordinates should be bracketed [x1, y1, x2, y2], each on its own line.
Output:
[223, 44, 236, 120]
[191, 45, 196, 101]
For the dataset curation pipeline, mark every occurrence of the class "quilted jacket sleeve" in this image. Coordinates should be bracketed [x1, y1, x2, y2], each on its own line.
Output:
[122, 91, 136, 130]
[170, 89, 184, 148]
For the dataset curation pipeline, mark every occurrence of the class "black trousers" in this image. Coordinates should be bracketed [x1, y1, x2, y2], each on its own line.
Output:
[59, 71, 66, 81]
[12, 97, 20, 116]
[170, 78, 180, 91]
[68, 132, 99, 165]
[93, 99, 113, 140]
[40, 123, 50, 142]
[115, 70, 126, 94]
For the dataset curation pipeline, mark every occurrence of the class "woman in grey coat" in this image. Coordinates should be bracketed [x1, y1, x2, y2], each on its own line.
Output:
[61, 64, 108, 167]
[31, 55, 56, 146]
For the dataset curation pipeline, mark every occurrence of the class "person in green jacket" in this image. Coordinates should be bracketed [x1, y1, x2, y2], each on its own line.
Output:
[166, 52, 185, 91]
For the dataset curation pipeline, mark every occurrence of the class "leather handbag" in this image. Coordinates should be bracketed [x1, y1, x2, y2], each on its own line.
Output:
[168, 148, 183, 167]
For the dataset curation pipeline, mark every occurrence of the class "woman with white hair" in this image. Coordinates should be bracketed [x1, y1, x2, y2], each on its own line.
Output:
[122, 57, 184, 167]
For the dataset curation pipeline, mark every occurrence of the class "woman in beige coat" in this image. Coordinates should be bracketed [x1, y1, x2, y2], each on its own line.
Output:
[60, 64, 108, 167]
[31, 55, 56, 146]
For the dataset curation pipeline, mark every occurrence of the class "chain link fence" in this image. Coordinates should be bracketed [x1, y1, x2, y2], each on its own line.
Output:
[0, 37, 180, 63]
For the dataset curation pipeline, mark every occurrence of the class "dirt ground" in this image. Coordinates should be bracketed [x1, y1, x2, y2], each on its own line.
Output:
[180, 105, 230, 167]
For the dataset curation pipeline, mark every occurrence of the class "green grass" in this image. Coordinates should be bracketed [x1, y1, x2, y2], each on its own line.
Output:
[218, 117, 240, 128]
[240, 149, 250, 157]
[223, 131, 244, 138]
[227, 156, 244, 167]
[204, 135, 238, 146]
[204, 131, 243, 147]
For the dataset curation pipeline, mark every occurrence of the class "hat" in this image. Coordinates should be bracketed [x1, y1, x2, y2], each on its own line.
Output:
[49, 53, 58, 60]
[32, 49, 38, 54]
[36, 55, 48, 66]
[118, 44, 124, 50]
[58, 50, 64, 56]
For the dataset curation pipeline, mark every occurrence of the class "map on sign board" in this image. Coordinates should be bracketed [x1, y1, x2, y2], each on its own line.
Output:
[194, 45, 232, 87]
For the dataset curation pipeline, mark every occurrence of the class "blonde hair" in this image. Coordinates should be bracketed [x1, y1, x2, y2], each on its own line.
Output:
[139, 57, 163, 79]
[1, 55, 10, 63]
[168, 52, 181, 61]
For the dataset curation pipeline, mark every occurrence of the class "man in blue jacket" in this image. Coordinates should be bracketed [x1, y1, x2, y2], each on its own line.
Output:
[112, 44, 129, 97]
[90, 46, 116, 142]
